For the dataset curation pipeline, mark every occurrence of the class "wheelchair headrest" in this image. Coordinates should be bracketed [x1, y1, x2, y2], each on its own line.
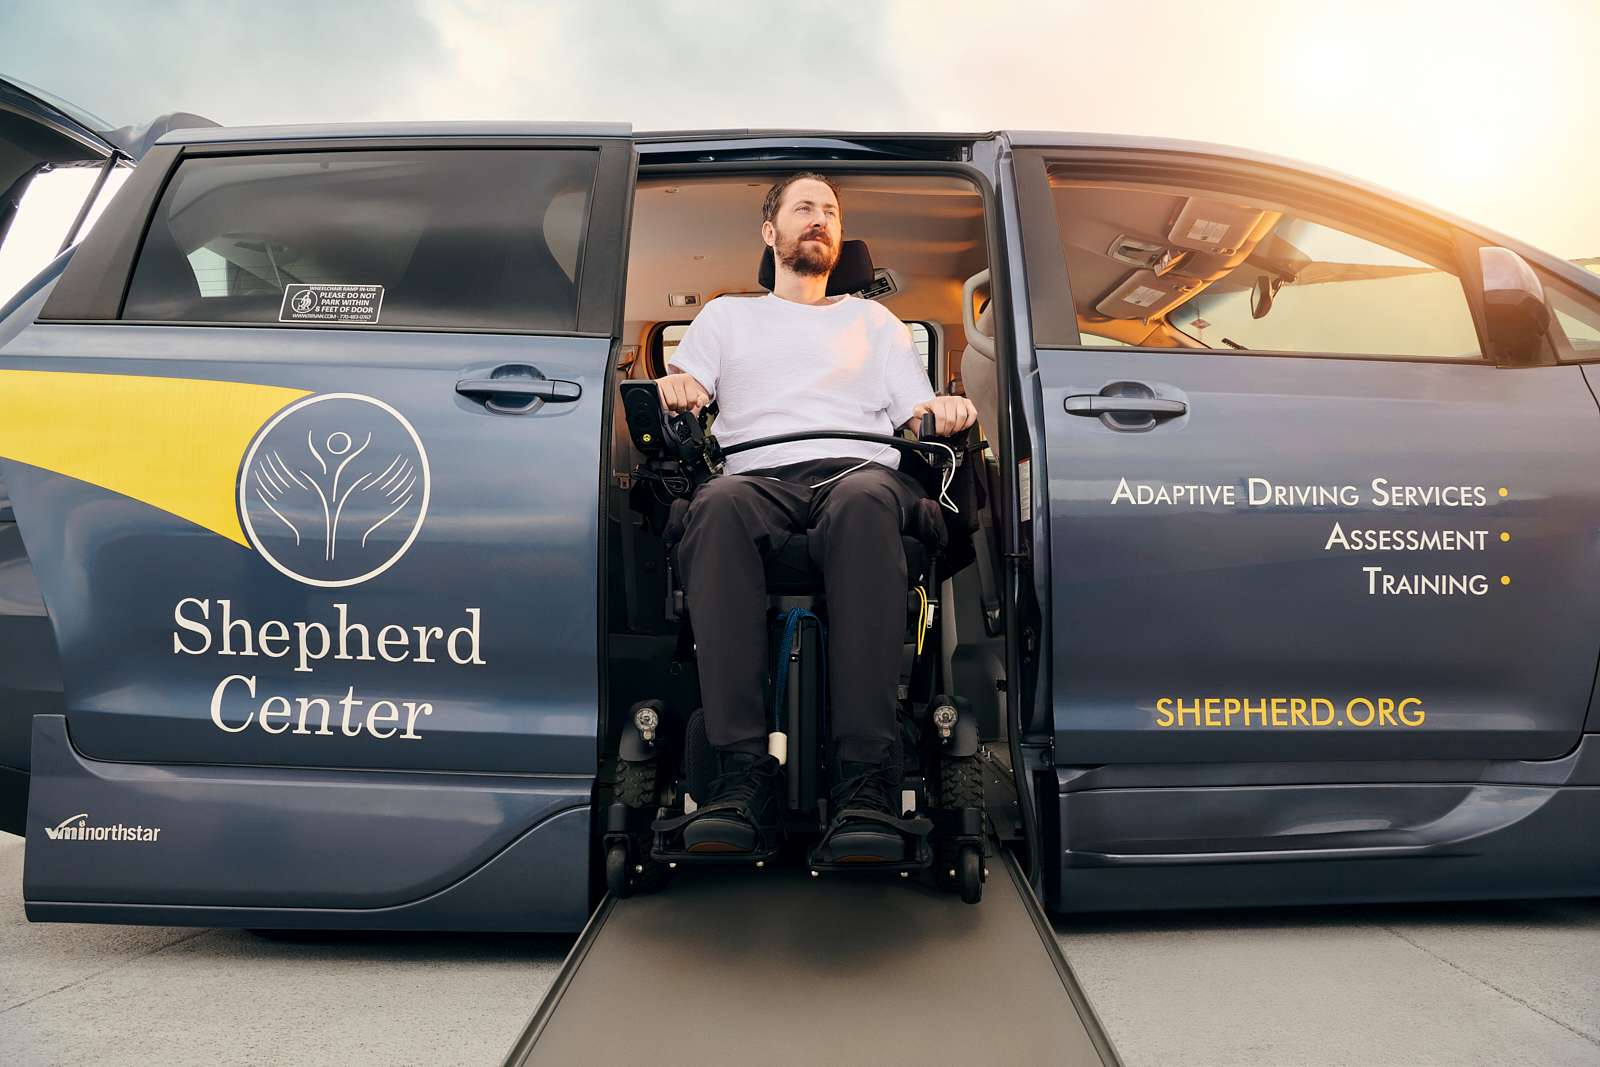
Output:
[757, 239, 875, 295]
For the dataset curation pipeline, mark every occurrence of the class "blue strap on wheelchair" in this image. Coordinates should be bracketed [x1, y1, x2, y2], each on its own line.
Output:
[770, 607, 824, 734]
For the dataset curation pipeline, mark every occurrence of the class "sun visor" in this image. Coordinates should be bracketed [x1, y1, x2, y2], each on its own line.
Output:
[1095, 270, 1201, 321]
[1166, 198, 1266, 256]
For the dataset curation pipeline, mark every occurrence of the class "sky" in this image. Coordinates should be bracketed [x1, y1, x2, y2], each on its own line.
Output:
[0, 0, 1596, 264]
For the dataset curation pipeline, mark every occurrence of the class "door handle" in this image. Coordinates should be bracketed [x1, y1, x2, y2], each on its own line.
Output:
[456, 370, 581, 414]
[1064, 395, 1187, 417]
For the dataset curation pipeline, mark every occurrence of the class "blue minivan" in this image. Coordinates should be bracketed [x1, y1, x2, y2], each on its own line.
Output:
[3, 75, 1599, 930]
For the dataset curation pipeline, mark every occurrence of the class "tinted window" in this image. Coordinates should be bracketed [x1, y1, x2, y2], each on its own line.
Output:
[124, 149, 597, 331]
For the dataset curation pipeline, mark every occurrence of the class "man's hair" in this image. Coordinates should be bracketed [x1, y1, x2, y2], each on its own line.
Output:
[762, 171, 841, 224]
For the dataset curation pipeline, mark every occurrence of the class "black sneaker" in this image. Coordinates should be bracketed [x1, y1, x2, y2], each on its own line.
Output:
[680, 750, 782, 854]
[814, 758, 907, 863]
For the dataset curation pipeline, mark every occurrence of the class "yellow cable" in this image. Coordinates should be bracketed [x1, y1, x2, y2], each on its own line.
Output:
[914, 586, 928, 656]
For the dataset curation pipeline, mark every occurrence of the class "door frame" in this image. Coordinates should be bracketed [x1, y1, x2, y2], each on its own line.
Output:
[614, 145, 1044, 868]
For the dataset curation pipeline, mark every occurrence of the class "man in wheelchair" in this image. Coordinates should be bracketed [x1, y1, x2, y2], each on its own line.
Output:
[639, 172, 977, 871]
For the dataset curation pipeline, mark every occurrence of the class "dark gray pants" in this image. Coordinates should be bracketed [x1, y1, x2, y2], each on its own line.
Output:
[677, 457, 927, 764]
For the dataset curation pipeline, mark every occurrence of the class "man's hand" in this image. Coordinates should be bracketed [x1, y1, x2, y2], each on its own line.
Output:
[657, 372, 711, 416]
[907, 395, 977, 437]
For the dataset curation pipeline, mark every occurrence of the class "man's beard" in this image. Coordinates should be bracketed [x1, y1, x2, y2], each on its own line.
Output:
[775, 227, 839, 278]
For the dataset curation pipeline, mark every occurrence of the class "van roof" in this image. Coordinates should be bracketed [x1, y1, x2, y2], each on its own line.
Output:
[146, 123, 1326, 166]
[156, 121, 636, 143]
[153, 122, 1005, 145]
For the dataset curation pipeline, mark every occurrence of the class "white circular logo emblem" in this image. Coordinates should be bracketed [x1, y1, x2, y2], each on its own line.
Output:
[238, 393, 430, 587]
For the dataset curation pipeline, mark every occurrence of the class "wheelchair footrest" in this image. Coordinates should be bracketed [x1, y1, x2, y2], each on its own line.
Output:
[650, 805, 781, 866]
[806, 808, 934, 873]
[650, 844, 781, 866]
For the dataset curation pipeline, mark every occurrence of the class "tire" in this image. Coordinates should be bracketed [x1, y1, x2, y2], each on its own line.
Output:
[957, 844, 983, 904]
[616, 757, 659, 809]
[939, 754, 985, 812]
[605, 841, 633, 899]
[684, 708, 713, 803]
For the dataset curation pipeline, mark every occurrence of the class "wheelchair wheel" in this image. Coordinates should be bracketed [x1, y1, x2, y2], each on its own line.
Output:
[605, 841, 632, 899]
[956, 844, 983, 904]
[939, 753, 985, 811]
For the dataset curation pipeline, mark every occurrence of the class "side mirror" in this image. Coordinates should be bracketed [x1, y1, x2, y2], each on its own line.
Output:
[1479, 247, 1551, 363]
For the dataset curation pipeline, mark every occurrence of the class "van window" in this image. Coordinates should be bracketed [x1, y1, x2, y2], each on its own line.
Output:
[1550, 284, 1600, 358]
[123, 149, 597, 331]
[1168, 218, 1481, 358]
[1050, 178, 1482, 360]
[660, 322, 689, 369]
[0, 163, 132, 306]
[908, 321, 931, 371]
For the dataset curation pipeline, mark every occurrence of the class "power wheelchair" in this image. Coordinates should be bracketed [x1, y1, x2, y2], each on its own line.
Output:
[604, 377, 992, 903]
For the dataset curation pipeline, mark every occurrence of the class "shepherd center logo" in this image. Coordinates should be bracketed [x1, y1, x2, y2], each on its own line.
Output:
[43, 813, 163, 843]
[239, 393, 430, 588]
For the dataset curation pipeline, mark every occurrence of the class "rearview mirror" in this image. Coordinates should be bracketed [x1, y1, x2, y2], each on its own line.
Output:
[1479, 246, 1551, 363]
[1249, 274, 1279, 319]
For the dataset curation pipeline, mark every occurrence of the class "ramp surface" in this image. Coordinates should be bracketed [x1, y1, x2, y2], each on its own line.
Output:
[505, 852, 1118, 1066]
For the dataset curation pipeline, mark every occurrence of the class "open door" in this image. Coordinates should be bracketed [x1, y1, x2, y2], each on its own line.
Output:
[0, 76, 129, 834]
[0, 76, 117, 250]
[2, 120, 638, 930]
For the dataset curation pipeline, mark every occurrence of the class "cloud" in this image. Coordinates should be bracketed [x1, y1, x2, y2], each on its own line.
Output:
[0, 0, 452, 127]
[1, 0, 1597, 253]
[407, 0, 923, 130]
[0, 0, 922, 130]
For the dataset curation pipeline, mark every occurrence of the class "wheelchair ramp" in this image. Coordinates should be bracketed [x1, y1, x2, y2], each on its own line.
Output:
[504, 851, 1119, 1066]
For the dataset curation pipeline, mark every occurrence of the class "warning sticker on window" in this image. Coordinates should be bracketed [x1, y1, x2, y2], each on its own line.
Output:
[1124, 285, 1165, 308]
[279, 284, 384, 324]
[1185, 219, 1230, 245]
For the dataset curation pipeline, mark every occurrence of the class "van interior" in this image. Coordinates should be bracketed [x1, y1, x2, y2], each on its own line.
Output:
[600, 170, 1013, 825]
[1050, 177, 1482, 358]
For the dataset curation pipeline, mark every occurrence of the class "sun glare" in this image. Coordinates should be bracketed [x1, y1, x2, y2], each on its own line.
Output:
[1259, 3, 1595, 255]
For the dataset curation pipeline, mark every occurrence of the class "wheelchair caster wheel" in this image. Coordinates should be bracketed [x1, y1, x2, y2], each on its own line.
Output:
[956, 845, 983, 904]
[605, 841, 632, 899]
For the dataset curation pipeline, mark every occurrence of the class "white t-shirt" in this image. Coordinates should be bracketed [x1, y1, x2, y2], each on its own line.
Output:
[666, 292, 934, 474]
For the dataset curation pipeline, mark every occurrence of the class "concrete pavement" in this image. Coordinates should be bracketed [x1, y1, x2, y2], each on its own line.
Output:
[1056, 896, 1600, 1066]
[4, 831, 1598, 1065]
[0, 833, 570, 1065]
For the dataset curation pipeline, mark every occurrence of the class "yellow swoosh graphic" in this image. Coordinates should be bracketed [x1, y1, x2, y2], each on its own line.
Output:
[0, 370, 310, 546]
